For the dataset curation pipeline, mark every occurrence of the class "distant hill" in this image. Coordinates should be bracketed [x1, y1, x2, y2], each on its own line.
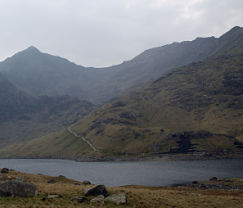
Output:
[2, 53, 242, 159]
[1, 27, 242, 104]
[0, 73, 95, 146]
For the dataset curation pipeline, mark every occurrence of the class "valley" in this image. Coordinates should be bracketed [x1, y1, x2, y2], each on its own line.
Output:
[0, 26, 242, 160]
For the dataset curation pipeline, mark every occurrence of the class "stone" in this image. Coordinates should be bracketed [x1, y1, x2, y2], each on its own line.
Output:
[73, 196, 87, 203]
[48, 194, 61, 199]
[0, 181, 38, 197]
[84, 184, 108, 197]
[90, 195, 105, 204]
[210, 177, 218, 181]
[1, 168, 9, 174]
[199, 184, 207, 189]
[41, 197, 47, 201]
[83, 180, 91, 185]
[47, 179, 56, 184]
[15, 176, 25, 182]
[192, 181, 199, 184]
[105, 192, 127, 205]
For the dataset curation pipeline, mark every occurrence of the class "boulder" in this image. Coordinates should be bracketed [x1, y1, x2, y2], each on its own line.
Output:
[1, 168, 9, 174]
[0, 181, 38, 197]
[73, 182, 81, 186]
[105, 192, 127, 205]
[47, 179, 56, 184]
[15, 176, 25, 182]
[192, 181, 199, 184]
[84, 184, 108, 197]
[210, 177, 218, 181]
[73, 196, 87, 203]
[47, 194, 61, 199]
[90, 195, 105, 204]
[83, 180, 91, 185]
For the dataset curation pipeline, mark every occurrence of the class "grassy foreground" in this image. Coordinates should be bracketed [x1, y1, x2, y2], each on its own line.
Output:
[0, 169, 243, 208]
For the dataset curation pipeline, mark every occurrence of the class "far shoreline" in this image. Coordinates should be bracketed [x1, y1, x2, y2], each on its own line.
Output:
[0, 152, 243, 162]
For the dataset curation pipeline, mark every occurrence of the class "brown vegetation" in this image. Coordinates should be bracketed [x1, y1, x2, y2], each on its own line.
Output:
[0, 169, 243, 208]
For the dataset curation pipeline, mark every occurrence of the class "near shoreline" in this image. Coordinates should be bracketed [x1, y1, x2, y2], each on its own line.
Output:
[0, 168, 243, 208]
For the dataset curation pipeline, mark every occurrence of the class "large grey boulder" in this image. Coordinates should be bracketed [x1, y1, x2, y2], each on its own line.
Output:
[105, 192, 127, 205]
[84, 184, 108, 197]
[90, 195, 105, 204]
[0, 181, 38, 197]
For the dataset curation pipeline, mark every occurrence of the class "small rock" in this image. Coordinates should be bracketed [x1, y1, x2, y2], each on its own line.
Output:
[48, 194, 61, 199]
[1, 168, 9, 174]
[73, 196, 87, 203]
[105, 192, 127, 205]
[41, 197, 46, 201]
[90, 195, 105, 204]
[47, 179, 56, 184]
[83, 180, 91, 185]
[210, 177, 218, 181]
[0, 181, 38, 197]
[15, 176, 25, 182]
[84, 185, 108, 197]
[199, 184, 207, 189]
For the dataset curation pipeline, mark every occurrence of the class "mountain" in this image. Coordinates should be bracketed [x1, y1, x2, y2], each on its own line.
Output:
[0, 46, 108, 103]
[0, 73, 95, 146]
[0, 73, 37, 123]
[1, 27, 242, 104]
[2, 53, 242, 159]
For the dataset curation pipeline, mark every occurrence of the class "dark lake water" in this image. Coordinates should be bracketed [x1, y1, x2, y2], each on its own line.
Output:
[0, 159, 243, 186]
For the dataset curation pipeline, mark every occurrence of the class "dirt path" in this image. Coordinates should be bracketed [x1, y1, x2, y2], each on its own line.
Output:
[67, 127, 97, 152]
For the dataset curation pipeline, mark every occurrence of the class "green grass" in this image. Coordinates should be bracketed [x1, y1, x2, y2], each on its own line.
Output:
[1, 55, 243, 159]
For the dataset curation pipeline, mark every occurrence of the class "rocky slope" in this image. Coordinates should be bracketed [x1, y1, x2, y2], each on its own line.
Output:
[0, 73, 95, 145]
[1, 26, 243, 159]
[2, 52, 242, 159]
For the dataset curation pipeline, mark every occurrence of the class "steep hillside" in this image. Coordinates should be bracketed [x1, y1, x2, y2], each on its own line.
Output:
[0, 73, 95, 145]
[1, 27, 242, 104]
[60, 54, 243, 157]
[2, 54, 242, 159]
[0, 73, 38, 123]
[0, 46, 108, 103]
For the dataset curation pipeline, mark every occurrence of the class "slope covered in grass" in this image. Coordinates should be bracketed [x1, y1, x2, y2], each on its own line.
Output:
[2, 53, 242, 159]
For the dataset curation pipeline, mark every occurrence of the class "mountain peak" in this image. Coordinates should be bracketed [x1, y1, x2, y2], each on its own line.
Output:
[11, 46, 42, 58]
[24, 46, 40, 53]
[219, 26, 243, 40]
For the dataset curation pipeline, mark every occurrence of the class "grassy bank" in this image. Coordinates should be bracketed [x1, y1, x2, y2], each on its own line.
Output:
[0, 169, 243, 208]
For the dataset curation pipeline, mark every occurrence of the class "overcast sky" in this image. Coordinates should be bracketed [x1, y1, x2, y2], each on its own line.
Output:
[0, 0, 242, 67]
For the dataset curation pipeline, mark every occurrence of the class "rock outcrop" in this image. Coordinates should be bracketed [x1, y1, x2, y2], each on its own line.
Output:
[105, 192, 127, 205]
[0, 181, 38, 197]
[90, 195, 105, 204]
[84, 184, 108, 197]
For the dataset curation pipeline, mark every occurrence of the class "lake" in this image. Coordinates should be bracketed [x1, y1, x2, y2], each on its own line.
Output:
[0, 159, 243, 186]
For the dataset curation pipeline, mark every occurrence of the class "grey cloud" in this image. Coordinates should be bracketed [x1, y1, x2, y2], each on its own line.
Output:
[0, 0, 242, 67]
